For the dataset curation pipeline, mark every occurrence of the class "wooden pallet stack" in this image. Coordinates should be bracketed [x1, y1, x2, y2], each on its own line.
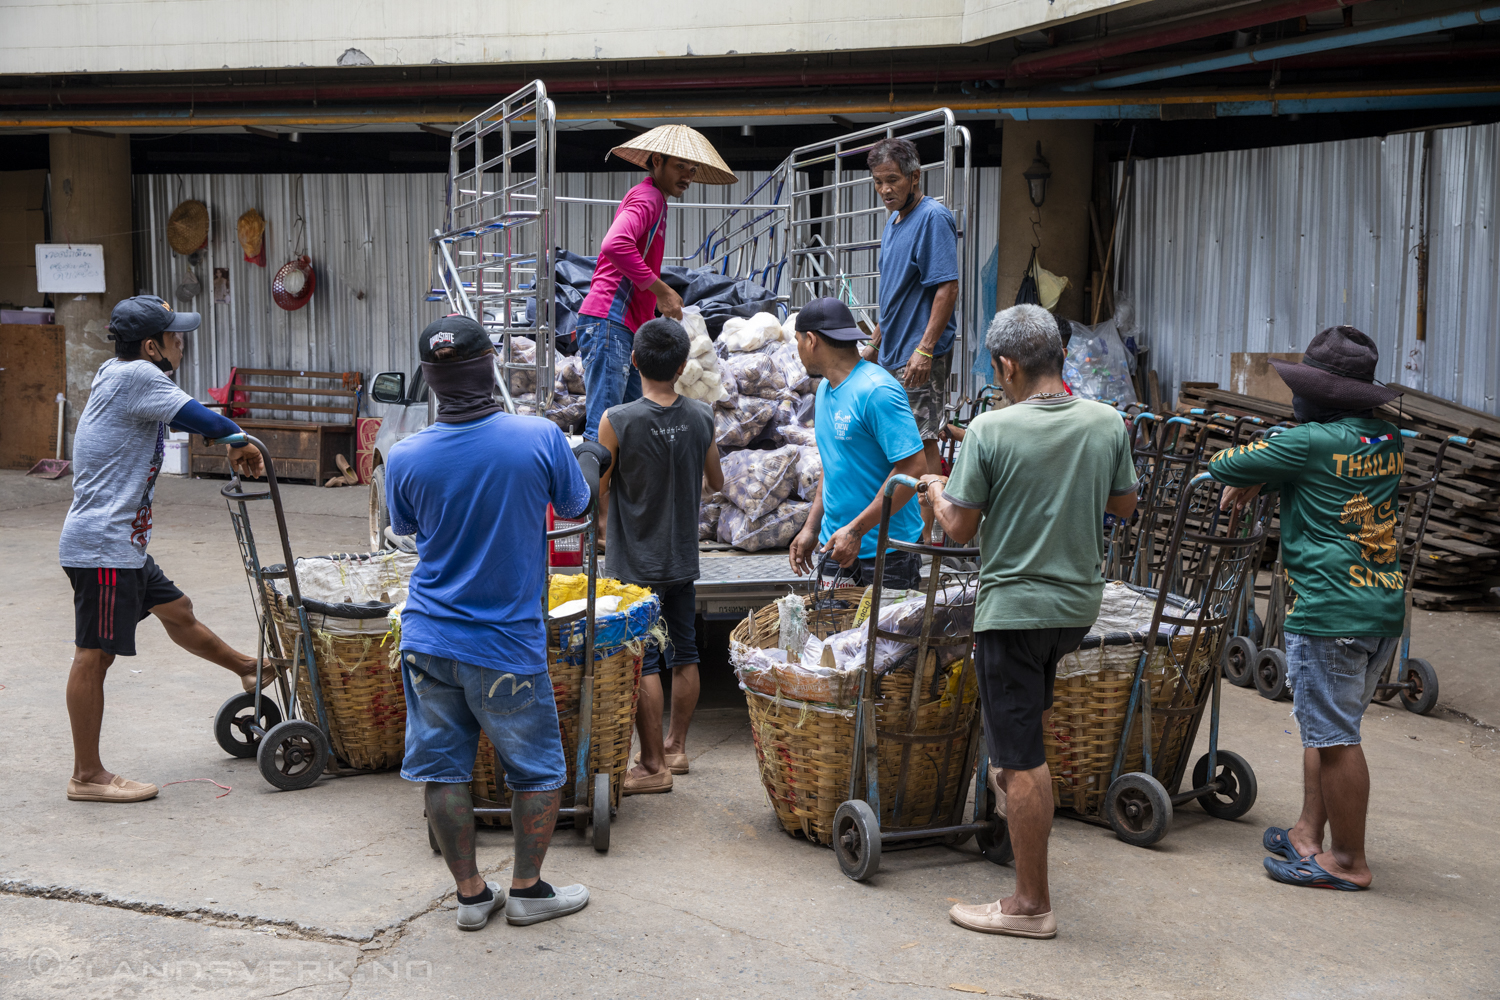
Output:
[1176, 383, 1500, 611]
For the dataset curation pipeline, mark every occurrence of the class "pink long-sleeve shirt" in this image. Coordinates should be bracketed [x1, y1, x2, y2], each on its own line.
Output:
[579, 177, 668, 333]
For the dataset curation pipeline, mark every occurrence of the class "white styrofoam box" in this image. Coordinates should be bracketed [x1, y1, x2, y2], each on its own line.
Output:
[162, 440, 189, 476]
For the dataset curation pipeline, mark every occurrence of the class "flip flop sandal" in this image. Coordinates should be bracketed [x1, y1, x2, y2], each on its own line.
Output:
[1263, 826, 1308, 862]
[1263, 855, 1368, 891]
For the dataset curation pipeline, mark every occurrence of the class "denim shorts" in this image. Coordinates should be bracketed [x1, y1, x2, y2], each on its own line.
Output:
[577, 314, 642, 441]
[641, 580, 698, 677]
[1284, 633, 1401, 749]
[398, 649, 568, 790]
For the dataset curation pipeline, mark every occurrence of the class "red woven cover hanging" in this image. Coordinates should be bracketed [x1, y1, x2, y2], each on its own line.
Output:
[272, 256, 316, 311]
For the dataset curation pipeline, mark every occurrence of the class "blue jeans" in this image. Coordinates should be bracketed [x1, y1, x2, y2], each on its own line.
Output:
[398, 649, 567, 790]
[577, 314, 641, 441]
[1284, 633, 1400, 749]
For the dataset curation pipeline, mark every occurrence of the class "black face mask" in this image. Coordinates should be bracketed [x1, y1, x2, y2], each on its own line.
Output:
[1292, 394, 1373, 424]
[420, 353, 503, 423]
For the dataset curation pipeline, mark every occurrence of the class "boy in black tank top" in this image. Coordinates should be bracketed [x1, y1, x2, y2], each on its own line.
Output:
[597, 319, 723, 795]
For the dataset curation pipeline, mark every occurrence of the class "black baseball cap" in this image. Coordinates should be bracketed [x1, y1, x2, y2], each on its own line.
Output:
[418, 314, 493, 362]
[794, 297, 864, 341]
[107, 294, 200, 342]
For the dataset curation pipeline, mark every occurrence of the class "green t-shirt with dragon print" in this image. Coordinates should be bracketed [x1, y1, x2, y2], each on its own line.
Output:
[1209, 417, 1405, 638]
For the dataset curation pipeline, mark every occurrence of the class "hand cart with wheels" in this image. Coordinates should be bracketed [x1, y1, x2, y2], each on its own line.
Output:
[211, 433, 349, 790]
[1048, 473, 1267, 847]
[831, 476, 1006, 881]
[1247, 431, 1471, 714]
[430, 445, 643, 853]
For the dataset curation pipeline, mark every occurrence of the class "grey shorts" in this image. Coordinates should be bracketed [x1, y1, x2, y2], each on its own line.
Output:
[891, 350, 952, 441]
[1284, 633, 1401, 748]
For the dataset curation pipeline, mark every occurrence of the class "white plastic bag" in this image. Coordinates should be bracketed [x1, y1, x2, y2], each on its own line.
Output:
[718, 500, 810, 552]
[719, 311, 786, 353]
[794, 445, 823, 500]
[719, 444, 800, 520]
[714, 397, 775, 447]
[1063, 319, 1138, 406]
[724, 353, 786, 399]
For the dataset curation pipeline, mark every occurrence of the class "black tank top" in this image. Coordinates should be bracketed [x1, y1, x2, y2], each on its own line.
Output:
[604, 395, 715, 586]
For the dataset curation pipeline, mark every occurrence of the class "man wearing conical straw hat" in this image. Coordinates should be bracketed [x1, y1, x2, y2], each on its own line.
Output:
[577, 124, 737, 442]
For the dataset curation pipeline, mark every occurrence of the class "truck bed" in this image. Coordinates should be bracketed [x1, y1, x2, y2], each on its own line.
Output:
[694, 547, 806, 620]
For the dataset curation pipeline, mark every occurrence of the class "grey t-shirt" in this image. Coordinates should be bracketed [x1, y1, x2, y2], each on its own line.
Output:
[59, 359, 191, 569]
[604, 395, 714, 586]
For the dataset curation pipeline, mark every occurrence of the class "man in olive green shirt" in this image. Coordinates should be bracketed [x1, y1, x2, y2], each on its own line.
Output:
[924, 304, 1138, 940]
[1212, 325, 1405, 894]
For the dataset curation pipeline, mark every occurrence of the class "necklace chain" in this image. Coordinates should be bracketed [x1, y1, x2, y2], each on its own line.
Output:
[1025, 390, 1070, 402]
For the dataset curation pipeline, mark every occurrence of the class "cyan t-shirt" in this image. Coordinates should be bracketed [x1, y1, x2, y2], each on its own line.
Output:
[387, 412, 590, 673]
[814, 361, 924, 559]
[876, 196, 959, 370]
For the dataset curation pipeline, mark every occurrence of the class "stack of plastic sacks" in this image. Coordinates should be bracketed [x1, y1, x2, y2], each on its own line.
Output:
[707, 310, 827, 552]
[500, 338, 589, 433]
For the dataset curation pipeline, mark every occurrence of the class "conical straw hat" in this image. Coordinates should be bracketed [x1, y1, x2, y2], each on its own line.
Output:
[607, 125, 737, 185]
[167, 199, 209, 255]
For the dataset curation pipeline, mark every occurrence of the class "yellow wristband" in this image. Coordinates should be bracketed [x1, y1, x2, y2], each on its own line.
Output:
[914, 348, 934, 359]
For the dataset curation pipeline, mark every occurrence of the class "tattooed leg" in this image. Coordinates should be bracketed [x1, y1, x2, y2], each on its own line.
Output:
[511, 789, 561, 890]
[425, 781, 485, 897]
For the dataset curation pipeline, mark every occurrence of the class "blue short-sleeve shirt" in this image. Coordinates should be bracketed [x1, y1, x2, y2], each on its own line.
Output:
[387, 412, 590, 673]
[876, 196, 960, 370]
[814, 361, 925, 559]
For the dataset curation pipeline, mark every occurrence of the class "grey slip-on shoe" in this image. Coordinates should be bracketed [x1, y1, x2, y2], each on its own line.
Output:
[456, 881, 507, 931]
[504, 883, 590, 926]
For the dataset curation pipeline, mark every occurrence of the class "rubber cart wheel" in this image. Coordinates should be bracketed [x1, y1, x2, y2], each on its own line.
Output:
[213, 690, 282, 759]
[256, 719, 329, 790]
[1222, 636, 1258, 688]
[833, 799, 882, 881]
[591, 773, 611, 853]
[974, 781, 1014, 866]
[1399, 658, 1439, 716]
[428, 821, 441, 854]
[1191, 750, 1258, 820]
[1253, 647, 1289, 701]
[1105, 772, 1173, 847]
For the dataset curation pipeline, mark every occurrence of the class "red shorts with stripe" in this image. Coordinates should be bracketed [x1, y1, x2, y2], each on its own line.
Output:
[63, 556, 185, 657]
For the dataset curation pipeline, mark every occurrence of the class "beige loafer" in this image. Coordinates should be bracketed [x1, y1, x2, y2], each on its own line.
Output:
[987, 764, 1007, 820]
[664, 753, 689, 775]
[241, 659, 283, 693]
[949, 901, 1056, 939]
[67, 775, 159, 803]
[622, 769, 673, 795]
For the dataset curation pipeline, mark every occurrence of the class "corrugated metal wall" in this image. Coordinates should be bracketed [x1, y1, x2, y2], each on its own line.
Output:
[136, 166, 1002, 408]
[1120, 123, 1498, 415]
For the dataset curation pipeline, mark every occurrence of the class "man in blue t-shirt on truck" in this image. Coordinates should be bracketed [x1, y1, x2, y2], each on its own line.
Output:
[863, 136, 960, 476]
[386, 315, 597, 933]
[788, 298, 927, 588]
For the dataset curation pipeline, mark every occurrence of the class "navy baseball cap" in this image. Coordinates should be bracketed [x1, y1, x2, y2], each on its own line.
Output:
[418, 314, 493, 362]
[794, 297, 864, 341]
[107, 294, 200, 342]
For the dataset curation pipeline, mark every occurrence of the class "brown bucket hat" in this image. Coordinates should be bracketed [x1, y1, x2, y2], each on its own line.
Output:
[167, 199, 209, 255]
[1269, 325, 1403, 410]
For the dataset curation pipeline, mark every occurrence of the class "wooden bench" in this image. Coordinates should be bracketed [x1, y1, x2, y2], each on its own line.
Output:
[190, 368, 362, 483]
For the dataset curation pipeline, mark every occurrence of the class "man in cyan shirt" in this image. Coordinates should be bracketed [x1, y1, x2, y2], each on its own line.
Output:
[863, 137, 960, 475]
[59, 295, 266, 805]
[1211, 326, 1406, 894]
[787, 298, 927, 588]
[577, 125, 734, 441]
[387, 315, 593, 932]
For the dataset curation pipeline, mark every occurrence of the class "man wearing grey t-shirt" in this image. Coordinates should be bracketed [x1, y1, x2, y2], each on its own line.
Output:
[59, 295, 265, 804]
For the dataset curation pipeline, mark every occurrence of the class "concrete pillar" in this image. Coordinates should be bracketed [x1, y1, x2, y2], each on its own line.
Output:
[997, 121, 1094, 324]
[48, 133, 134, 444]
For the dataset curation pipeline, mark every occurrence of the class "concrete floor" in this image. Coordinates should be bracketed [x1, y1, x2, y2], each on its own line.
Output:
[2, 471, 1497, 999]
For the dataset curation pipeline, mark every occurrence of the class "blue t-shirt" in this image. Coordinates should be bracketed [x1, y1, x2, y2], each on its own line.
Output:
[876, 196, 960, 370]
[814, 361, 925, 559]
[386, 412, 590, 673]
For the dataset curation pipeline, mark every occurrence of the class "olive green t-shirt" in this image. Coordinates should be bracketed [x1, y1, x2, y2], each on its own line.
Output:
[1208, 417, 1405, 638]
[943, 396, 1137, 631]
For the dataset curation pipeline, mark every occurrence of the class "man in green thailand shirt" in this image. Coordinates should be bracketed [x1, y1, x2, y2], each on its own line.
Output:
[923, 304, 1138, 940]
[1211, 325, 1405, 893]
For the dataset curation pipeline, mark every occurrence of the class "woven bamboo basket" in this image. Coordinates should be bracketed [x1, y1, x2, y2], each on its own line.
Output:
[471, 633, 644, 826]
[735, 591, 979, 845]
[1044, 628, 1217, 818]
[265, 590, 406, 771]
